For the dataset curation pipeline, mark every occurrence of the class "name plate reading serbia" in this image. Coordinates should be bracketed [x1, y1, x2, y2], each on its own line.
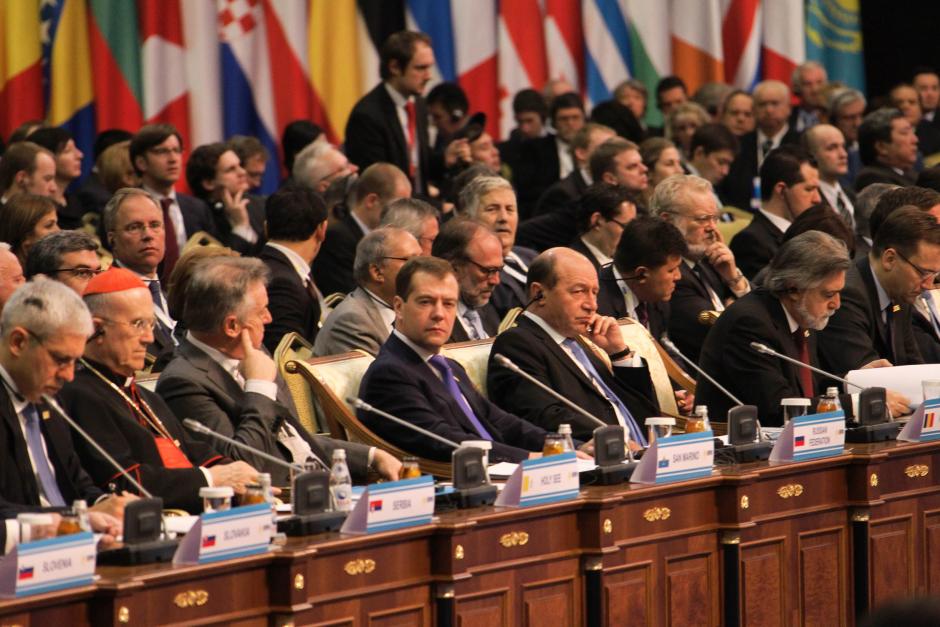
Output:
[0, 531, 96, 597]
[341, 475, 436, 534]
[173, 503, 273, 565]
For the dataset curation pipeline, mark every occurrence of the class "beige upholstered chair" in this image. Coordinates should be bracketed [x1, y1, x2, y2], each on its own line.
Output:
[441, 338, 494, 397]
[617, 319, 688, 415]
[717, 205, 753, 244]
[289, 351, 452, 479]
[275, 332, 326, 436]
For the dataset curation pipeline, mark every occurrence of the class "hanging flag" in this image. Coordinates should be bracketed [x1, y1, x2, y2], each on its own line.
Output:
[0, 0, 44, 139]
[42, 0, 96, 179]
[498, 0, 547, 138]
[762, 0, 804, 87]
[406, 0, 454, 84]
[545, 0, 583, 95]
[453, 2, 498, 140]
[139, 0, 192, 147]
[670, 0, 724, 97]
[87, 0, 143, 133]
[180, 1, 222, 150]
[805, 0, 865, 92]
[582, 0, 631, 109]
[721, 0, 762, 90]
[622, 0, 670, 128]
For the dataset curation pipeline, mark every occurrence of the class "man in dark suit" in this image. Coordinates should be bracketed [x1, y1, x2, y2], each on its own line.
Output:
[130, 124, 218, 279]
[62, 267, 260, 513]
[102, 189, 178, 372]
[571, 183, 637, 275]
[498, 88, 548, 182]
[358, 257, 548, 462]
[431, 219, 503, 341]
[260, 186, 331, 353]
[315, 227, 421, 357]
[854, 108, 919, 191]
[697, 232, 857, 426]
[829, 88, 866, 190]
[789, 61, 827, 133]
[818, 207, 940, 389]
[718, 80, 802, 211]
[345, 31, 462, 196]
[805, 124, 858, 228]
[312, 163, 412, 297]
[488, 247, 659, 445]
[730, 146, 821, 279]
[534, 123, 615, 218]
[156, 256, 402, 486]
[914, 67, 940, 128]
[0, 280, 125, 546]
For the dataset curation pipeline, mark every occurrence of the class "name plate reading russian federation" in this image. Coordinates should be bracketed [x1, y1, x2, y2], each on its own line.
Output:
[173, 503, 273, 565]
[770, 410, 846, 462]
[631, 431, 715, 484]
[899, 398, 940, 442]
[0, 531, 95, 597]
[341, 475, 435, 534]
[495, 451, 580, 507]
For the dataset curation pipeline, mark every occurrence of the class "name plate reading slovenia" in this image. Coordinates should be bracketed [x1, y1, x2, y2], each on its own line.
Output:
[899, 398, 940, 442]
[631, 431, 714, 484]
[495, 451, 580, 507]
[173, 503, 273, 565]
[0, 531, 95, 597]
[341, 475, 435, 534]
[770, 410, 845, 462]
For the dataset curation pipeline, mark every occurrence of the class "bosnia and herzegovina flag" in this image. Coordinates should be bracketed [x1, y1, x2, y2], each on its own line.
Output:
[0, 1, 44, 142]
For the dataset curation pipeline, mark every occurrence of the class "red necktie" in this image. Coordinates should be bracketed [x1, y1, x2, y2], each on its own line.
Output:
[404, 100, 417, 178]
[160, 197, 180, 279]
[793, 330, 815, 398]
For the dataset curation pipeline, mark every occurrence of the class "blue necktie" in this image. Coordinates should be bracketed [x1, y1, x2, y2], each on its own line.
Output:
[463, 309, 485, 340]
[428, 355, 493, 441]
[23, 404, 66, 507]
[147, 279, 165, 314]
[922, 293, 940, 340]
[562, 338, 647, 447]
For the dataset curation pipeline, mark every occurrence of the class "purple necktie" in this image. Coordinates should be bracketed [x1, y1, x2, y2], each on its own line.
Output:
[428, 355, 493, 441]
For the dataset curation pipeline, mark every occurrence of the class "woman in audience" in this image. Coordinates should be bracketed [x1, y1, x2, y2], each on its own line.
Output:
[98, 140, 138, 195]
[665, 101, 710, 164]
[639, 137, 684, 207]
[0, 194, 60, 265]
[27, 127, 85, 229]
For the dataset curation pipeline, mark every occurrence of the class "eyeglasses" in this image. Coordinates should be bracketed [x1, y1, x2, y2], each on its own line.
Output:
[895, 249, 940, 281]
[666, 211, 718, 226]
[25, 329, 79, 369]
[381, 256, 412, 263]
[148, 146, 182, 157]
[99, 317, 158, 336]
[464, 258, 503, 278]
[606, 217, 631, 229]
[122, 221, 164, 235]
[53, 267, 103, 280]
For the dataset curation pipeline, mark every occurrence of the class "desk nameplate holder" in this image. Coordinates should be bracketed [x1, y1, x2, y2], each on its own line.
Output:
[898, 398, 940, 442]
[0, 531, 95, 597]
[632, 431, 715, 484]
[770, 410, 846, 462]
[173, 503, 273, 565]
[495, 451, 580, 507]
[341, 475, 435, 534]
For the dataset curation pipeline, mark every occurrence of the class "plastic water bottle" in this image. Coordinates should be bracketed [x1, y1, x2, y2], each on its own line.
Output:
[558, 424, 576, 452]
[330, 449, 353, 512]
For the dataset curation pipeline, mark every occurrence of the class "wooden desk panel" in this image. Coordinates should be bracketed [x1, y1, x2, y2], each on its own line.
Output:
[0, 585, 96, 627]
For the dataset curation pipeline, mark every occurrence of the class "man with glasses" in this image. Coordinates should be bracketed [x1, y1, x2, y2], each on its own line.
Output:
[103, 188, 176, 372]
[60, 268, 261, 513]
[259, 186, 330, 353]
[129, 124, 217, 279]
[651, 175, 750, 362]
[315, 227, 421, 357]
[819, 207, 940, 395]
[25, 230, 102, 295]
[431, 219, 503, 342]
[570, 183, 637, 275]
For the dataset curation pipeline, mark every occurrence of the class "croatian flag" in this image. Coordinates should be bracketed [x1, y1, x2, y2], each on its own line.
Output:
[795, 436, 806, 447]
[202, 535, 216, 548]
[369, 500, 383, 512]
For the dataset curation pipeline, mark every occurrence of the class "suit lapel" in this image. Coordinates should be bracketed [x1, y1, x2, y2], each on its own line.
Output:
[855, 258, 889, 349]
[180, 340, 245, 403]
[352, 288, 391, 340]
[519, 317, 608, 402]
[0, 385, 40, 502]
[377, 86, 409, 168]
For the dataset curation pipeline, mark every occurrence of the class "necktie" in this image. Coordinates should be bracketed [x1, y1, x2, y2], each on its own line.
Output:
[23, 404, 66, 507]
[305, 273, 319, 304]
[160, 198, 180, 278]
[835, 191, 854, 229]
[463, 309, 486, 340]
[692, 264, 725, 311]
[921, 293, 940, 340]
[634, 302, 649, 329]
[792, 331, 815, 399]
[885, 303, 897, 362]
[404, 100, 417, 178]
[147, 279, 166, 314]
[503, 254, 528, 284]
[760, 138, 774, 160]
[428, 355, 493, 440]
[561, 339, 647, 446]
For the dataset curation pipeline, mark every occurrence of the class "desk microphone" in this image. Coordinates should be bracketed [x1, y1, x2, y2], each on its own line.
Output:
[660, 338, 745, 406]
[749, 342, 863, 390]
[182, 418, 307, 472]
[43, 394, 153, 498]
[348, 398, 461, 449]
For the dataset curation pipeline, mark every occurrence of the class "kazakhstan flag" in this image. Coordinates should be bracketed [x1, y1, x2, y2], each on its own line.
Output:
[805, 0, 865, 92]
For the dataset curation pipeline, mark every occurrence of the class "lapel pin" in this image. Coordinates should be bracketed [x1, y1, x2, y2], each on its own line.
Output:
[41, 409, 51, 420]
[892, 304, 901, 313]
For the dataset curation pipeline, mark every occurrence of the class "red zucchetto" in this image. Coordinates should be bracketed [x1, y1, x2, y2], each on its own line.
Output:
[83, 267, 147, 296]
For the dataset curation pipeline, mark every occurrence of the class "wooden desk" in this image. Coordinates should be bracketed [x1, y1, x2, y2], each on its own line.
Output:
[2, 439, 939, 627]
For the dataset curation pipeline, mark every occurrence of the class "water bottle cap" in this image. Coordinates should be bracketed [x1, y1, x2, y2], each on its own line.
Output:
[558, 424, 572, 435]
[826, 387, 838, 396]
[332, 449, 346, 461]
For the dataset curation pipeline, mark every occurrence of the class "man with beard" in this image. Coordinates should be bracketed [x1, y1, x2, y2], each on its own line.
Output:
[431, 219, 503, 342]
[650, 175, 750, 362]
[696, 231, 851, 426]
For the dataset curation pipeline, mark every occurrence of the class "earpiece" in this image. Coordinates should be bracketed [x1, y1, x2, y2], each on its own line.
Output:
[536, 292, 545, 301]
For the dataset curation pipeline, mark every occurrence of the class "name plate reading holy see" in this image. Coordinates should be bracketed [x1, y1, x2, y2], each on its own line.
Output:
[495, 451, 580, 507]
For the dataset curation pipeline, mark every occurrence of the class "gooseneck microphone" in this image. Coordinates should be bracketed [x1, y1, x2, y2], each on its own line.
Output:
[43, 394, 154, 498]
[349, 398, 462, 449]
[182, 418, 307, 472]
[749, 342, 864, 390]
[660, 337, 745, 406]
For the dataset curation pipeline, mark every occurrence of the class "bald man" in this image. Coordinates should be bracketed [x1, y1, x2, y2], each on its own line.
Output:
[0, 246, 25, 313]
[805, 124, 856, 228]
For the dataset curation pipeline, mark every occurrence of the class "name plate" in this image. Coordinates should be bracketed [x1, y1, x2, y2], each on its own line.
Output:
[631, 430, 714, 484]
[770, 410, 845, 462]
[341, 475, 435, 534]
[0, 531, 95, 597]
[173, 503, 273, 565]
[899, 398, 940, 442]
[495, 451, 580, 507]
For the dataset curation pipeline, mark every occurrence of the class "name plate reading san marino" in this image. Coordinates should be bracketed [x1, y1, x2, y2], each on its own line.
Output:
[899, 398, 940, 442]
[0, 531, 96, 597]
[495, 451, 580, 507]
[341, 475, 435, 534]
[173, 503, 273, 565]
[770, 410, 846, 462]
[631, 431, 715, 484]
